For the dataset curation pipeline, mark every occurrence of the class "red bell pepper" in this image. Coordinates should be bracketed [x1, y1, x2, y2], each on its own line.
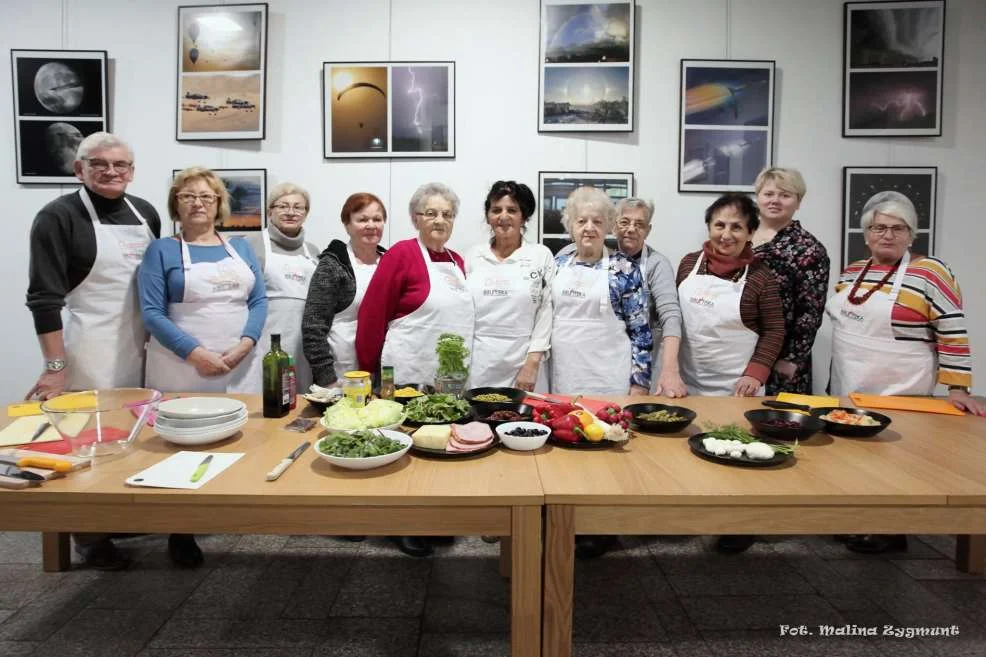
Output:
[548, 414, 584, 443]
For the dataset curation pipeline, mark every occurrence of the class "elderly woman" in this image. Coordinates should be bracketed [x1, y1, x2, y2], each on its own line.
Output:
[138, 167, 268, 568]
[241, 183, 319, 392]
[465, 181, 554, 391]
[552, 186, 652, 396]
[303, 192, 387, 386]
[677, 193, 785, 397]
[828, 191, 984, 555]
[751, 168, 829, 395]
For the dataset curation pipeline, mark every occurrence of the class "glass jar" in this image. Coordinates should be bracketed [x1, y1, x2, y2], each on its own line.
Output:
[380, 366, 395, 400]
[342, 370, 372, 406]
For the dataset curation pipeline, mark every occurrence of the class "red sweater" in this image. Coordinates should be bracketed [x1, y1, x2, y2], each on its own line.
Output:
[356, 238, 465, 375]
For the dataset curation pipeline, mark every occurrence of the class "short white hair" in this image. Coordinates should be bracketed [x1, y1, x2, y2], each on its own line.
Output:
[615, 197, 654, 223]
[75, 132, 133, 162]
[860, 191, 918, 234]
[408, 182, 460, 217]
[561, 186, 616, 234]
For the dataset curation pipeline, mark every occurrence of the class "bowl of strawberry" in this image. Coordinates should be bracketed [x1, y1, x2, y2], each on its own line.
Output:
[623, 403, 697, 434]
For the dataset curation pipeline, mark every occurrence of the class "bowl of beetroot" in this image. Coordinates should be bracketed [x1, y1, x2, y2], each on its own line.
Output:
[744, 409, 823, 441]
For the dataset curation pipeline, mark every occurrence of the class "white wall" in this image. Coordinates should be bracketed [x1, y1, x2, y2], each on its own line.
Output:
[2, 0, 984, 402]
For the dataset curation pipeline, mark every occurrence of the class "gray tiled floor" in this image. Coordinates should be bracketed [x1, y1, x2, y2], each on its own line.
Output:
[0, 532, 982, 656]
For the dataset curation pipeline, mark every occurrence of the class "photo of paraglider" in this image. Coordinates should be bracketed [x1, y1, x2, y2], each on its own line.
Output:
[11, 49, 108, 184]
[678, 59, 775, 193]
[322, 61, 455, 158]
[171, 168, 267, 234]
[176, 3, 267, 140]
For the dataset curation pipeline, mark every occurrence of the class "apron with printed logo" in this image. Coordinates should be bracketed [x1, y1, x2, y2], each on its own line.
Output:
[330, 244, 378, 381]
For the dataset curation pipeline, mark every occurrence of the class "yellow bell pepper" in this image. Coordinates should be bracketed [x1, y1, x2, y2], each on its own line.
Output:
[568, 409, 595, 428]
[583, 422, 606, 442]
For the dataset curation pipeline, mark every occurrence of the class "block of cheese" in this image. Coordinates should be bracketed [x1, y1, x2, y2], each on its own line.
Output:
[411, 424, 451, 450]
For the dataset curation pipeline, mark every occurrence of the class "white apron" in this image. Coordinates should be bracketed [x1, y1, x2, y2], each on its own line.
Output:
[145, 236, 261, 393]
[330, 245, 378, 381]
[466, 248, 549, 390]
[826, 251, 936, 395]
[240, 229, 318, 392]
[63, 188, 153, 391]
[550, 251, 632, 395]
[379, 240, 475, 384]
[678, 253, 761, 396]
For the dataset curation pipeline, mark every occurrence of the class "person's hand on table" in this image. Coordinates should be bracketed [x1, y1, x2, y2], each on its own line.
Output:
[654, 370, 688, 398]
[629, 384, 649, 397]
[949, 388, 986, 417]
[25, 369, 67, 400]
[188, 346, 231, 377]
[221, 338, 256, 370]
[733, 376, 762, 397]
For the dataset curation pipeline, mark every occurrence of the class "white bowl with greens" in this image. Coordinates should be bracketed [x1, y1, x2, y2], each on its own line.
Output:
[315, 429, 412, 470]
[320, 398, 406, 432]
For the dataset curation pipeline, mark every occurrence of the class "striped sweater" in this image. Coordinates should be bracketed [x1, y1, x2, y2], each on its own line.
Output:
[835, 256, 972, 388]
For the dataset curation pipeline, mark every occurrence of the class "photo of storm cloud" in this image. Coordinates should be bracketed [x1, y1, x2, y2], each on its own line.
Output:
[681, 129, 768, 188]
[181, 7, 265, 72]
[849, 4, 943, 68]
[847, 70, 937, 130]
[329, 65, 388, 153]
[544, 2, 631, 63]
[16, 57, 104, 117]
[684, 66, 771, 127]
[543, 65, 629, 125]
[392, 65, 449, 153]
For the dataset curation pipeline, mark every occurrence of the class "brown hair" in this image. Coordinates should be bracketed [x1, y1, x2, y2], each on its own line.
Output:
[341, 192, 387, 225]
[168, 167, 230, 226]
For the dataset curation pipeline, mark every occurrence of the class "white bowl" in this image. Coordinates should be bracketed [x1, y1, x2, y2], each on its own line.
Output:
[318, 415, 406, 433]
[155, 408, 247, 430]
[495, 421, 551, 451]
[157, 415, 248, 445]
[314, 429, 412, 470]
[157, 397, 246, 419]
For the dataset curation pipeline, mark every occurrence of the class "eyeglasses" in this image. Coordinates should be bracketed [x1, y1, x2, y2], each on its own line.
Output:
[176, 192, 219, 206]
[867, 224, 910, 237]
[82, 158, 133, 173]
[272, 203, 307, 213]
[616, 219, 649, 230]
[416, 209, 454, 220]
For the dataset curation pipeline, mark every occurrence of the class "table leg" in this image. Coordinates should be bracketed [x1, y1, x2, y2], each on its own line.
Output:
[542, 505, 574, 657]
[500, 536, 512, 578]
[956, 535, 985, 575]
[42, 532, 70, 572]
[510, 506, 542, 657]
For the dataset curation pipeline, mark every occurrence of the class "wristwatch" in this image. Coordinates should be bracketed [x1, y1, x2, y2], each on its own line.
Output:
[948, 385, 970, 394]
[45, 358, 66, 372]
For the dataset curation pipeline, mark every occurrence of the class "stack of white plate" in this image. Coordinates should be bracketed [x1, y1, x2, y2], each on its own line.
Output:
[156, 397, 249, 445]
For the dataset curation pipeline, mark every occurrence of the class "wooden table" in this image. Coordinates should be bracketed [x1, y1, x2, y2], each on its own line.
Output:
[536, 396, 986, 657]
[0, 396, 543, 657]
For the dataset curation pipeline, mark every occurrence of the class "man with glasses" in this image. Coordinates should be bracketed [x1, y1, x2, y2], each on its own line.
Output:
[25, 132, 160, 402]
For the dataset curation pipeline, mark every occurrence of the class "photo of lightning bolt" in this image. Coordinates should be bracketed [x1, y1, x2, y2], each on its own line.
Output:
[392, 65, 449, 153]
[407, 67, 424, 135]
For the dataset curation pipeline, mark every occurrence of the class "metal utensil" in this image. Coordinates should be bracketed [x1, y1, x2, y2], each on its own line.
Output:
[29, 421, 51, 442]
[762, 400, 811, 413]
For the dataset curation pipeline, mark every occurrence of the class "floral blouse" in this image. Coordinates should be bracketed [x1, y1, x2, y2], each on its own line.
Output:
[753, 220, 830, 395]
[554, 250, 653, 389]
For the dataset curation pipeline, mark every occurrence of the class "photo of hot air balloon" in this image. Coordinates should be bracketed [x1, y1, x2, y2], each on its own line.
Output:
[678, 59, 775, 193]
[176, 4, 267, 141]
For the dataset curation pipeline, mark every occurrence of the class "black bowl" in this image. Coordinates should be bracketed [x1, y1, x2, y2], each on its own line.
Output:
[810, 407, 892, 438]
[744, 409, 824, 441]
[623, 403, 697, 434]
[392, 382, 435, 405]
[463, 386, 526, 404]
[470, 402, 534, 429]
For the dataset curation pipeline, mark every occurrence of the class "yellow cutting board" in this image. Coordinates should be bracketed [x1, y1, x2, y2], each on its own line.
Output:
[8, 392, 99, 417]
[0, 414, 90, 447]
[848, 393, 965, 416]
[776, 393, 839, 408]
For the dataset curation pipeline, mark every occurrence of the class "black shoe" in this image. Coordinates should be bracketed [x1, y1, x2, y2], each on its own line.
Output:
[845, 534, 908, 554]
[391, 536, 433, 558]
[481, 536, 500, 544]
[575, 535, 611, 560]
[76, 538, 130, 571]
[716, 535, 755, 554]
[168, 533, 204, 568]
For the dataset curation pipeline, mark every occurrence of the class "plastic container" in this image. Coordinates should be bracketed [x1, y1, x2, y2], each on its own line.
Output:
[41, 388, 163, 458]
[342, 370, 371, 406]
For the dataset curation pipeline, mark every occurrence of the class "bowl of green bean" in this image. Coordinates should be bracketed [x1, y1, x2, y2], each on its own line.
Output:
[623, 403, 697, 434]
[314, 429, 412, 470]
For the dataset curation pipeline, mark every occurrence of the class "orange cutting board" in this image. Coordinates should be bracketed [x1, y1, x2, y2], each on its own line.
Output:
[848, 393, 965, 416]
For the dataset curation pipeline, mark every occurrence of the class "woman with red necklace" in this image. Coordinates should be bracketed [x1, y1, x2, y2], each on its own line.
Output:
[827, 190, 984, 554]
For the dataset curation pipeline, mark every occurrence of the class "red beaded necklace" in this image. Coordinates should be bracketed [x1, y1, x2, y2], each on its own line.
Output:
[847, 257, 902, 306]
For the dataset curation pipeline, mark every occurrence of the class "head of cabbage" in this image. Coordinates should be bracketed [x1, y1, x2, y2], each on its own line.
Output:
[323, 398, 405, 430]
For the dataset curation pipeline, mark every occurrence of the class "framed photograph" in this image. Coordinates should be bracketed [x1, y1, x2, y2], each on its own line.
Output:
[171, 168, 267, 234]
[538, 1, 635, 132]
[322, 61, 455, 158]
[537, 171, 634, 254]
[678, 59, 775, 193]
[841, 166, 937, 268]
[843, 1, 945, 137]
[10, 49, 108, 184]
[176, 3, 268, 141]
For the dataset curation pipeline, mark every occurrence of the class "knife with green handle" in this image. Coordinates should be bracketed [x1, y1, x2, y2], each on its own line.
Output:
[189, 454, 214, 483]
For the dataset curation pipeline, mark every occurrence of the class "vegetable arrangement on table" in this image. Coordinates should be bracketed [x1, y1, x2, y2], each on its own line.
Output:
[535, 401, 629, 444]
[322, 398, 405, 430]
[404, 394, 472, 423]
[318, 430, 405, 458]
[700, 422, 796, 460]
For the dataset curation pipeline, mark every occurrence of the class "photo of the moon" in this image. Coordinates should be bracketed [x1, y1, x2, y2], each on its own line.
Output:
[45, 122, 83, 173]
[34, 62, 83, 113]
[18, 119, 102, 177]
[15, 56, 105, 117]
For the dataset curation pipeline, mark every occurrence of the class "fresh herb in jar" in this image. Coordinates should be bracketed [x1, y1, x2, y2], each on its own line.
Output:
[435, 333, 469, 378]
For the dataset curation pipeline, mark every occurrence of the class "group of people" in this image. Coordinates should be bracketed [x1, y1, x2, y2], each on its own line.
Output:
[24, 132, 983, 567]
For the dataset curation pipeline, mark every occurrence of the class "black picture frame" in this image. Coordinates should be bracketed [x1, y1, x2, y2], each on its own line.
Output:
[10, 49, 108, 184]
[537, 171, 634, 254]
[322, 61, 456, 159]
[841, 166, 937, 268]
[678, 59, 776, 193]
[170, 168, 267, 234]
[176, 3, 268, 141]
[538, 0, 635, 132]
[842, 0, 945, 137]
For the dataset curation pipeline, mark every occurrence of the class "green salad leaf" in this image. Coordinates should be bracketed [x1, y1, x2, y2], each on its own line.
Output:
[323, 398, 405, 430]
[317, 430, 405, 458]
[404, 394, 471, 423]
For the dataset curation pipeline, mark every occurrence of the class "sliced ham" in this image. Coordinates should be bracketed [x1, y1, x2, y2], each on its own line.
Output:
[447, 422, 494, 452]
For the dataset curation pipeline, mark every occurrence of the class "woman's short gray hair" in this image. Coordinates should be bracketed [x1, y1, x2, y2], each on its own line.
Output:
[408, 182, 460, 217]
[267, 182, 311, 213]
[860, 190, 918, 234]
[561, 186, 616, 234]
[75, 132, 133, 161]
[614, 197, 654, 223]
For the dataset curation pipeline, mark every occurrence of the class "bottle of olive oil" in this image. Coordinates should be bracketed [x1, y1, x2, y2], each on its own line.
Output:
[263, 334, 289, 418]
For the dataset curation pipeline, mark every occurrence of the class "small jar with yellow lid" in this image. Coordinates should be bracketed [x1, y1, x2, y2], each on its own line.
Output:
[342, 370, 371, 406]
